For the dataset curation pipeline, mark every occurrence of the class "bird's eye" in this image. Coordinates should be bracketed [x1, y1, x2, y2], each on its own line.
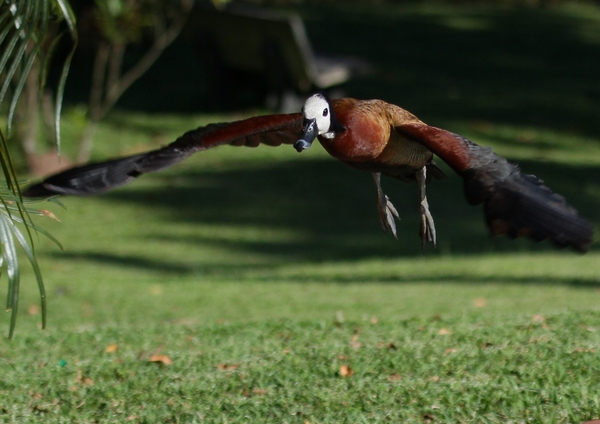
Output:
[323, 108, 328, 117]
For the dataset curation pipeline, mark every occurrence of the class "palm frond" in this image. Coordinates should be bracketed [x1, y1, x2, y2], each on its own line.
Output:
[0, 133, 50, 338]
[0, 0, 76, 338]
[1, 208, 47, 338]
[0, 211, 21, 339]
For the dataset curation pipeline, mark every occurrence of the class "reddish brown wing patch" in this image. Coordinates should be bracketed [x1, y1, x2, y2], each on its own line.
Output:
[397, 123, 471, 173]
[201, 113, 303, 149]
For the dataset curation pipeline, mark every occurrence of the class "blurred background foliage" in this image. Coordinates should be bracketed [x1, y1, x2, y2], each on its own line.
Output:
[15, 0, 193, 168]
[18, 0, 599, 167]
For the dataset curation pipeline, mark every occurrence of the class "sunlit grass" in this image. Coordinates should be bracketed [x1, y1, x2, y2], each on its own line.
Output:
[2, 312, 600, 422]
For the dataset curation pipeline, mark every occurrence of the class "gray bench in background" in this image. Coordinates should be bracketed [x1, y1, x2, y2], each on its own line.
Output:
[192, 4, 370, 112]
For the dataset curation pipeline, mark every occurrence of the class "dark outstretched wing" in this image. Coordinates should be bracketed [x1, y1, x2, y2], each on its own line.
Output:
[24, 113, 302, 197]
[397, 123, 594, 253]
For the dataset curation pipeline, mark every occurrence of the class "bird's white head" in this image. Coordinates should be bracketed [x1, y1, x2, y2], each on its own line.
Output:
[303, 93, 333, 136]
[294, 93, 343, 152]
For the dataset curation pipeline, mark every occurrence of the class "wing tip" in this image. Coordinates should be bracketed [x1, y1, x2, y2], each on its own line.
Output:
[22, 183, 57, 198]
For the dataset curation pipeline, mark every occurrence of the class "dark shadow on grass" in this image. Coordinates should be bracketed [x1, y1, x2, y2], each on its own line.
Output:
[77, 155, 598, 261]
[45, 250, 600, 288]
[43, 153, 597, 287]
[46, 251, 192, 274]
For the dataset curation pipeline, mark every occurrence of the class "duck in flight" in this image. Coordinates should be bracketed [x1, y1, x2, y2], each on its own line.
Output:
[24, 93, 594, 252]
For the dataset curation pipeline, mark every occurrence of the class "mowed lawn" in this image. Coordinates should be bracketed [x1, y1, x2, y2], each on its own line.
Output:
[2, 2, 600, 423]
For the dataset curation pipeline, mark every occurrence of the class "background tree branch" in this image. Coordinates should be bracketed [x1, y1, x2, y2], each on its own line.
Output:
[76, 0, 194, 163]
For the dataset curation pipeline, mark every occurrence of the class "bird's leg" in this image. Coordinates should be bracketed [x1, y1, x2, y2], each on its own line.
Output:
[416, 166, 436, 247]
[372, 172, 400, 238]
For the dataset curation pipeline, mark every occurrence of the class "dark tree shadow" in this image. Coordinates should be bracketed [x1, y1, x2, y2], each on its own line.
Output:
[66, 154, 597, 259]
[46, 249, 600, 288]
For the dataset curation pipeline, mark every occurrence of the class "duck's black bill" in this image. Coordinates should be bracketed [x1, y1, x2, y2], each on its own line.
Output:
[294, 118, 318, 152]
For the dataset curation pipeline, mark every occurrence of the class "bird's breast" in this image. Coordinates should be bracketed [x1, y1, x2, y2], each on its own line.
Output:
[318, 109, 389, 162]
[318, 106, 431, 170]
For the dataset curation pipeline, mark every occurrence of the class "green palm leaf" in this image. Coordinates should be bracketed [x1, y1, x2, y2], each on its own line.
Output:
[0, 0, 76, 338]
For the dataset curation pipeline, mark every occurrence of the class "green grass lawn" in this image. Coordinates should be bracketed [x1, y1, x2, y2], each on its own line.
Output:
[2, 312, 600, 422]
[2, 2, 600, 422]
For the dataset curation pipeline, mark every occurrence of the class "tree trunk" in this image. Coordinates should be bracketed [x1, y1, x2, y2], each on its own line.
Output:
[77, 42, 110, 163]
